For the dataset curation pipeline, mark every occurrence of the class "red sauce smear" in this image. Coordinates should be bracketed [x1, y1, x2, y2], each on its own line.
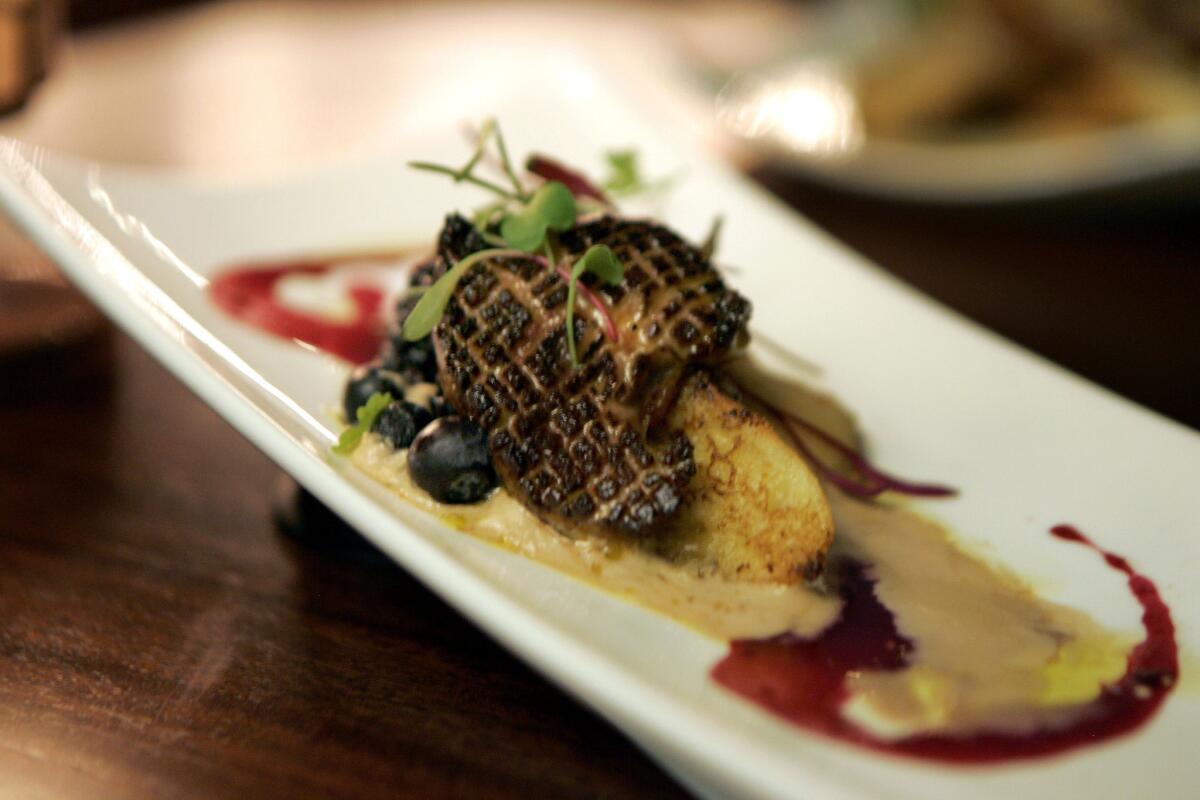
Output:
[712, 525, 1178, 763]
[210, 259, 389, 363]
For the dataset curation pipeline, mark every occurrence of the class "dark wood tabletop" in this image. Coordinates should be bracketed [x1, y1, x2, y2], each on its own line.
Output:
[1, 169, 1197, 799]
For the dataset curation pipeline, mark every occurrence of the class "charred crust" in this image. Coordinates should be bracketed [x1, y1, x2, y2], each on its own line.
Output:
[431, 215, 749, 539]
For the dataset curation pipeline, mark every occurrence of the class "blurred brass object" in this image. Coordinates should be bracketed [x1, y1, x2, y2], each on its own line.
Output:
[0, 0, 60, 114]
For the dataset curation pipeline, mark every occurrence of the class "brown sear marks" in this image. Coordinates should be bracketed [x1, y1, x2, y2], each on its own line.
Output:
[432, 214, 750, 540]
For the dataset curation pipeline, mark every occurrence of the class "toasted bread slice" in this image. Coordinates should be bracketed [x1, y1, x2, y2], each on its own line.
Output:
[659, 372, 834, 584]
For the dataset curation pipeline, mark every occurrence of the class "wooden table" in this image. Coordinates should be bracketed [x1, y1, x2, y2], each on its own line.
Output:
[0, 327, 693, 799]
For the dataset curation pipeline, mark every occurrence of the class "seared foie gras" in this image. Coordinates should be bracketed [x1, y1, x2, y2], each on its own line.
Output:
[433, 214, 751, 539]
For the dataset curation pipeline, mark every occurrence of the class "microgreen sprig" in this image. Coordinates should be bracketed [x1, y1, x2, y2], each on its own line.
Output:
[401, 248, 536, 342]
[602, 149, 676, 197]
[409, 119, 531, 202]
[408, 161, 521, 200]
[333, 391, 393, 455]
[500, 181, 577, 252]
[405, 124, 657, 350]
[564, 244, 624, 367]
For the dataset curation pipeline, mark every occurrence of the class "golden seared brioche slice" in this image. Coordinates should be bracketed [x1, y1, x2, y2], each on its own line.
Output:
[659, 371, 833, 584]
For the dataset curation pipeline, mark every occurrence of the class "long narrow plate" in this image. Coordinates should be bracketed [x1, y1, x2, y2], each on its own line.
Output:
[2, 52, 1197, 800]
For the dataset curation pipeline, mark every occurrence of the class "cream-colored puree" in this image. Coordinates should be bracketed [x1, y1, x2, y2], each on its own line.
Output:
[353, 433, 840, 641]
[830, 493, 1131, 739]
[353, 428, 1131, 740]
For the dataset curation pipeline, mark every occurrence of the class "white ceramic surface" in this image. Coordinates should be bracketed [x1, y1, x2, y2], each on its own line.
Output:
[1, 54, 1197, 800]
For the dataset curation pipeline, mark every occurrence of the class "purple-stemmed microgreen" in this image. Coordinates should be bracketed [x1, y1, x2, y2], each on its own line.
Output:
[555, 263, 618, 343]
[563, 244, 624, 367]
[746, 388, 956, 499]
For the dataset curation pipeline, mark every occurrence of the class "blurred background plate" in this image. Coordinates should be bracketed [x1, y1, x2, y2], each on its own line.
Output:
[694, 0, 1200, 203]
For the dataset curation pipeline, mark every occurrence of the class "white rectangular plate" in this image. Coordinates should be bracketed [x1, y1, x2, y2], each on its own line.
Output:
[2, 52, 1197, 800]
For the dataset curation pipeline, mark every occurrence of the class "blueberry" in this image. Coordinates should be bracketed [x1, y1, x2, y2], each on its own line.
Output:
[383, 334, 438, 381]
[342, 364, 405, 423]
[370, 400, 432, 449]
[407, 417, 496, 504]
[429, 394, 454, 419]
[408, 401, 433, 431]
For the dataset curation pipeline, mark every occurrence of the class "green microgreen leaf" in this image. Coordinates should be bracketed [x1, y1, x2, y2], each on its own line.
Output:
[565, 244, 624, 367]
[576, 243, 624, 284]
[333, 391, 393, 455]
[471, 198, 508, 230]
[458, 118, 495, 179]
[401, 248, 527, 341]
[499, 181, 577, 252]
[602, 148, 678, 197]
[603, 149, 641, 193]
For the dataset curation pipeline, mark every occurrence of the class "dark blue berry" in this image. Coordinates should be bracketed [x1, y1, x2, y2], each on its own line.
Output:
[407, 417, 496, 504]
[370, 401, 430, 449]
[408, 401, 433, 432]
[429, 394, 454, 419]
[342, 364, 405, 422]
[383, 334, 438, 381]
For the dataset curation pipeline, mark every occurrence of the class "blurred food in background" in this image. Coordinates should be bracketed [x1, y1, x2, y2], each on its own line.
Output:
[704, 0, 1200, 200]
[858, 0, 1200, 140]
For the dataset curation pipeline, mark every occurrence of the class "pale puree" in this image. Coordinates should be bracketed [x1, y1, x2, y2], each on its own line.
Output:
[353, 430, 1131, 739]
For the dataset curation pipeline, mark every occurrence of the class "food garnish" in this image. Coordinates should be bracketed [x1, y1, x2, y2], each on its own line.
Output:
[400, 248, 533, 342]
[601, 148, 673, 197]
[403, 120, 630, 365]
[333, 390, 393, 455]
[753, 394, 956, 499]
[562, 244, 624, 366]
[498, 180, 577, 252]
[409, 118, 528, 201]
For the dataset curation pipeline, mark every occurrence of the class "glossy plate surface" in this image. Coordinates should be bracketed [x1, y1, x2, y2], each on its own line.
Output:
[2, 52, 1197, 800]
